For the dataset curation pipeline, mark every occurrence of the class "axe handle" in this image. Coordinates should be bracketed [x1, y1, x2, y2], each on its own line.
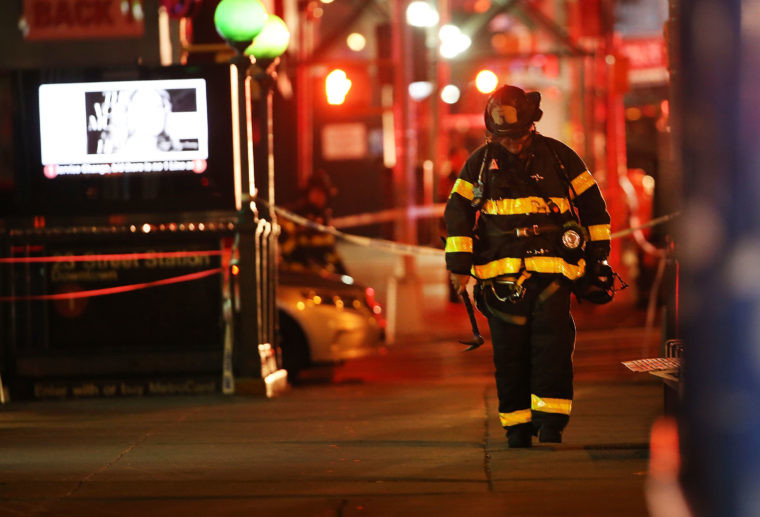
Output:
[461, 290, 481, 338]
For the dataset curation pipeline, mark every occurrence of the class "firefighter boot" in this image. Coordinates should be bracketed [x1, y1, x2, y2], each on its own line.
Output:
[506, 423, 533, 448]
[538, 426, 562, 443]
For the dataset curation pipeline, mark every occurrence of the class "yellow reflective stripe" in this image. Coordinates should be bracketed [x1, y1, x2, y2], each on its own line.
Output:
[499, 409, 532, 427]
[450, 178, 474, 201]
[472, 256, 586, 280]
[524, 257, 586, 280]
[481, 196, 571, 215]
[531, 394, 572, 415]
[471, 257, 523, 279]
[570, 170, 596, 198]
[445, 236, 473, 253]
[588, 224, 611, 241]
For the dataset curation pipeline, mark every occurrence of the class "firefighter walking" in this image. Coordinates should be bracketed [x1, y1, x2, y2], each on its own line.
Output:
[444, 85, 614, 448]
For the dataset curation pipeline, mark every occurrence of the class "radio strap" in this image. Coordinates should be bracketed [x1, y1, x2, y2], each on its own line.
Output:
[471, 141, 494, 208]
[543, 136, 582, 223]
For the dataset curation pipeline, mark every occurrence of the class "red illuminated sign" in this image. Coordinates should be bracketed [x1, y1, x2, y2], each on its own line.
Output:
[23, 0, 145, 41]
[619, 37, 668, 86]
[619, 37, 666, 70]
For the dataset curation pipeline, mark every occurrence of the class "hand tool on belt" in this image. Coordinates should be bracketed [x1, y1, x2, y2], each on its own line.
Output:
[459, 289, 485, 351]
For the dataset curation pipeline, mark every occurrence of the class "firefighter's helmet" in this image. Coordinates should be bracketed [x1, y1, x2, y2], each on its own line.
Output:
[304, 170, 338, 197]
[484, 85, 543, 138]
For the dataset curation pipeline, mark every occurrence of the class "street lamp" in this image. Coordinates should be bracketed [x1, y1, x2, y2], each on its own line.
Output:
[245, 14, 290, 61]
[214, 0, 289, 396]
[244, 14, 291, 211]
[214, 0, 268, 52]
[246, 16, 290, 399]
[214, 0, 267, 215]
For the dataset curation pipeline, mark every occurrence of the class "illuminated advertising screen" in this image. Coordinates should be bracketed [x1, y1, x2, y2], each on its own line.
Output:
[39, 79, 209, 178]
[10, 65, 235, 216]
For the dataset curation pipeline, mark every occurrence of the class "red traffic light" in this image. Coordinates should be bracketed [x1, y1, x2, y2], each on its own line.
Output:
[325, 69, 352, 105]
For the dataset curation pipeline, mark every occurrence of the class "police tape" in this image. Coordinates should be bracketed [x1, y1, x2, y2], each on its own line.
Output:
[0, 250, 227, 302]
[331, 204, 445, 229]
[0, 209, 680, 300]
[273, 204, 446, 257]
[0, 250, 225, 264]
[274, 201, 681, 257]
[0, 267, 224, 302]
[609, 212, 681, 240]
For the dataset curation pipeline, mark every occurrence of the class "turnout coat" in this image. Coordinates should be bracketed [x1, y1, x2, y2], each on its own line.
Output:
[444, 134, 611, 281]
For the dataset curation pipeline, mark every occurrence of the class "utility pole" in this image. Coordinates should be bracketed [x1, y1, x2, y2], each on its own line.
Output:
[387, 0, 424, 340]
[391, 0, 416, 246]
[433, 0, 450, 201]
[600, 0, 627, 291]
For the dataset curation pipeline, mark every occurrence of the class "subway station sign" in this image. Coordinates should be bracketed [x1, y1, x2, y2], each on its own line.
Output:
[42, 243, 223, 351]
[22, 0, 145, 40]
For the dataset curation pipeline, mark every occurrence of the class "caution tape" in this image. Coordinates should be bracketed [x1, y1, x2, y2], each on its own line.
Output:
[0, 250, 224, 264]
[0, 267, 224, 302]
[331, 204, 445, 229]
[273, 200, 680, 257]
[0, 208, 680, 300]
[609, 212, 681, 240]
[272, 203, 445, 257]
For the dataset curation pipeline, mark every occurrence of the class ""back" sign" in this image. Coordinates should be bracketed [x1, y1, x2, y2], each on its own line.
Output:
[22, 0, 145, 40]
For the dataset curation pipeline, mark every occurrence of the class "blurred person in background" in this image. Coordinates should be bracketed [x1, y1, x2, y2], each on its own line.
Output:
[280, 170, 348, 275]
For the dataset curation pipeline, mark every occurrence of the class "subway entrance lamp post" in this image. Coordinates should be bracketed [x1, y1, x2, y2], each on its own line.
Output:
[214, 0, 290, 396]
[244, 13, 291, 212]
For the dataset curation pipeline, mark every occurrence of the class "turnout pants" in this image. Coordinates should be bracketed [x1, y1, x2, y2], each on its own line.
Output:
[476, 275, 576, 433]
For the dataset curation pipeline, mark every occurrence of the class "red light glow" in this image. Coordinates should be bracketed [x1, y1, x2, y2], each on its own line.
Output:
[475, 69, 498, 94]
[326, 69, 352, 105]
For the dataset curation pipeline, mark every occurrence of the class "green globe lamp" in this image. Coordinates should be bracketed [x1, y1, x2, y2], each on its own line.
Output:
[244, 14, 291, 61]
[214, 0, 269, 53]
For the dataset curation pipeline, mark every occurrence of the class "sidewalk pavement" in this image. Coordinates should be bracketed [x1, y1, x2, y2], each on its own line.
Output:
[0, 323, 665, 517]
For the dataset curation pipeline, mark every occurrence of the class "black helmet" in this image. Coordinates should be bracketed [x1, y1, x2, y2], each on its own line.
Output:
[304, 170, 337, 197]
[484, 85, 543, 138]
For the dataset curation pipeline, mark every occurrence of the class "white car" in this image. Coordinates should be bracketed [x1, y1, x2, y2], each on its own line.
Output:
[277, 269, 386, 378]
